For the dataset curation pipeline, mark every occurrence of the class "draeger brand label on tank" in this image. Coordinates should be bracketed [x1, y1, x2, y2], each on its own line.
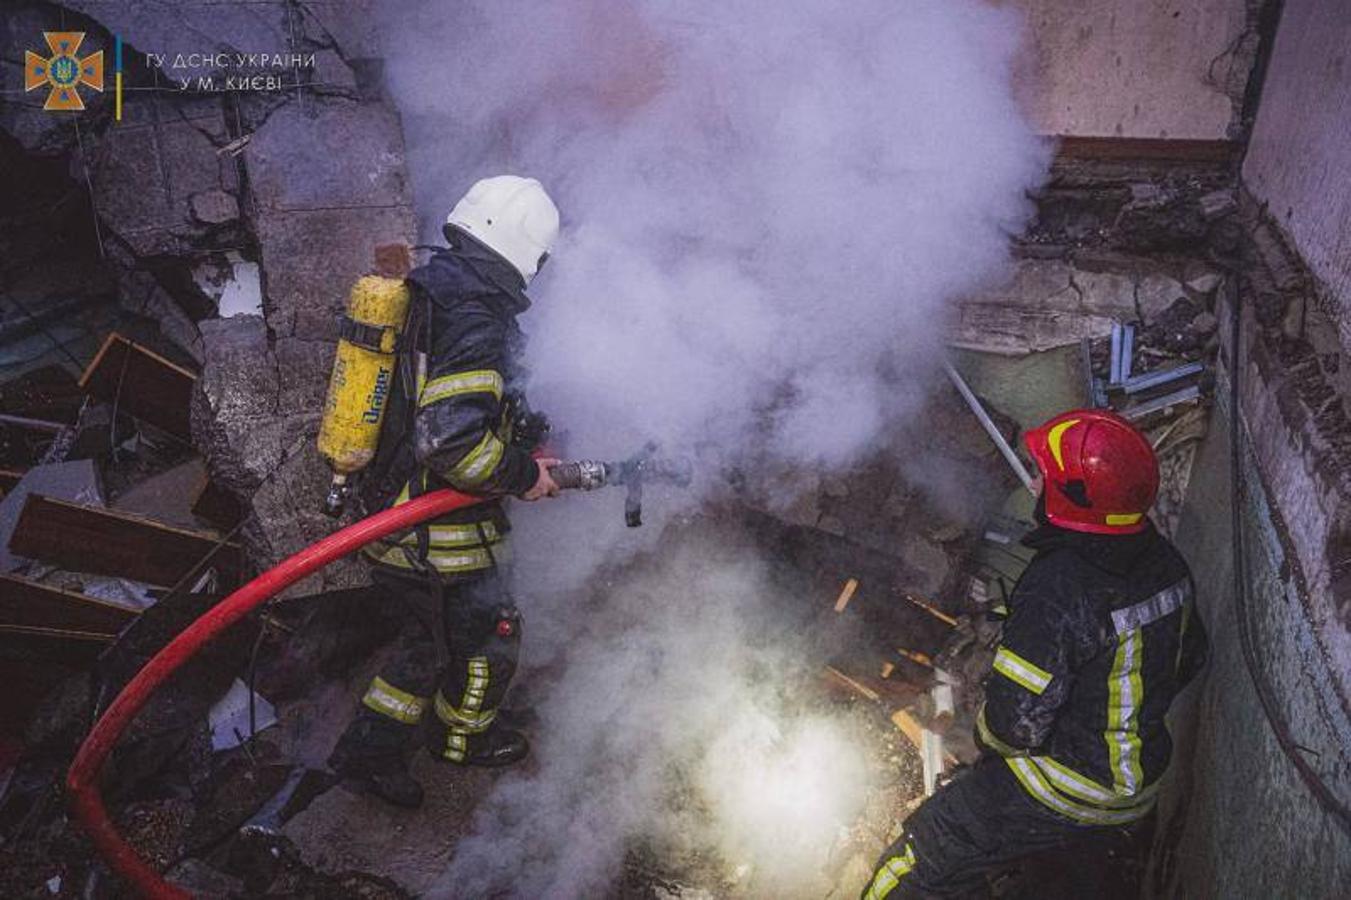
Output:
[362, 366, 392, 423]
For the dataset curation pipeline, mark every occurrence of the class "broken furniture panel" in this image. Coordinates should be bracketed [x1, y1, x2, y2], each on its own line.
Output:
[8, 494, 243, 588]
[0, 460, 104, 573]
[79, 333, 198, 441]
[0, 573, 137, 636]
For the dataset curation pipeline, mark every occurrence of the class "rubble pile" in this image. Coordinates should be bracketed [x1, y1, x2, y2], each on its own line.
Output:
[2, 2, 1331, 897]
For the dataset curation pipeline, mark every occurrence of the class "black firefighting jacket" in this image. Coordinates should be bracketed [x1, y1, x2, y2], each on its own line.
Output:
[362, 238, 540, 578]
[976, 519, 1208, 825]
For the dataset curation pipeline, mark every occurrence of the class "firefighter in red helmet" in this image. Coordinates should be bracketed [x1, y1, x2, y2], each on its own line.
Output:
[864, 409, 1208, 899]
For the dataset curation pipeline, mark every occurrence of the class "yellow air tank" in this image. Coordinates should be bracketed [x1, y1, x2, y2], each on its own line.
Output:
[318, 246, 413, 516]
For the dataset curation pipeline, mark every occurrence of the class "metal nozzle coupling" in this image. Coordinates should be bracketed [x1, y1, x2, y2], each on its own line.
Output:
[322, 474, 349, 518]
[548, 459, 610, 491]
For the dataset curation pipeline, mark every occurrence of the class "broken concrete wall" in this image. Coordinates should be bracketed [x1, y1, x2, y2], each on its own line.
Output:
[1012, 0, 1260, 139]
[3, 1, 416, 587]
[1242, 0, 1351, 359]
[1152, 349, 1351, 898]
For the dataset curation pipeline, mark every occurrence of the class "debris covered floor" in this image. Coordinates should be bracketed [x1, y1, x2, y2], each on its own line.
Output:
[11, 0, 1351, 896]
[0, 87, 1235, 897]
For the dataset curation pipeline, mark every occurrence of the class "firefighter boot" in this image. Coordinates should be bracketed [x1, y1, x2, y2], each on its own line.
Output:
[460, 724, 530, 767]
[329, 719, 426, 809]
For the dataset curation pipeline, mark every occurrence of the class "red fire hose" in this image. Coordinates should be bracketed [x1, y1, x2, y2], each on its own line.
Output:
[66, 488, 481, 899]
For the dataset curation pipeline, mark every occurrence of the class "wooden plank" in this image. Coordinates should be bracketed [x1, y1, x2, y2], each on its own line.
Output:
[0, 573, 138, 635]
[8, 495, 242, 588]
[79, 333, 197, 439]
[832, 577, 859, 613]
[825, 665, 880, 702]
[1052, 136, 1240, 166]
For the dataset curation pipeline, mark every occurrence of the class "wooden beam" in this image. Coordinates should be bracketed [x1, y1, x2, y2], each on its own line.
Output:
[0, 573, 137, 635]
[8, 494, 243, 588]
[80, 333, 197, 440]
[1052, 136, 1241, 166]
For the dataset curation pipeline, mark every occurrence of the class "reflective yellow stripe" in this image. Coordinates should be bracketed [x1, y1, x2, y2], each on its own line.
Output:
[1005, 758, 1155, 825]
[993, 646, 1053, 695]
[372, 544, 502, 574]
[450, 430, 506, 486]
[434, 691, 497, 733]
[1105, 512, 1143, 527]
[418, 369, 503, 407]
[976, 703, 1023, 757]
[864, 843, 916, 899]
[361, 676, 427, 725]
[461, 656, 490, 714]
[394, 521, 500, 549]
[1030, 756, 1159, 808]
[1046, 418, 1081, 471]
[443, 731, 468, 762]
[1107, 629, 1145, 794]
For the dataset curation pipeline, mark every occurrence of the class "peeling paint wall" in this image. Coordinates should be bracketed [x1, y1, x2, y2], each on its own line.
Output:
[1013, 0, 1255, 138]
[1153, 355, 1351, 898]
[1243, 0, 1351, 356]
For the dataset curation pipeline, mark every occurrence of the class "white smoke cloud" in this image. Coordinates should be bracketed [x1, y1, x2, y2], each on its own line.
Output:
[387, 0, 1048, 466]
[376, 1, 1048, 895]
[440, 525, 869, 898]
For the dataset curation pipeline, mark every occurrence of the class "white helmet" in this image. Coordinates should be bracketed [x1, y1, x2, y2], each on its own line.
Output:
[445, 175, 560, 286]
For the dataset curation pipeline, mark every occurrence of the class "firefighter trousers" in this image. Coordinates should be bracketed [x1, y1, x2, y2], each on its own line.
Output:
[862, 757, 1141, 899]
[331, 566, 521, 769]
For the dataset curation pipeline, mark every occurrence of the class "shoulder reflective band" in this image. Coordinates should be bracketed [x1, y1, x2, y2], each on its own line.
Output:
[450, 430, 506, 486]
[418, 369, 504, 408]
[1112, 581, 1186, 635]
[361, 676, 427, 725]
[1005, 758, 1156, 825]
[864, 842, 916, 900]
[993, 646, 1053, 695]
[1107, 628, 1145, 793]
[976, 703, 1024, 758]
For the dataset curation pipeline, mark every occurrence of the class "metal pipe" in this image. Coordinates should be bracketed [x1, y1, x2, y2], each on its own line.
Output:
[1121, 361, 1204, 395]
[1109, 323, 1124, 384]
[942, 361, 1035, 493]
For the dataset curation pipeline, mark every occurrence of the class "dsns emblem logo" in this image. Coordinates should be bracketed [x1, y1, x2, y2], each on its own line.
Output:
[25, 32, 104, 111]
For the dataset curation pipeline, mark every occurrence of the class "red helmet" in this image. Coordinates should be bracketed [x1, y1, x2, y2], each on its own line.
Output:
[1022, 409, 1159, 535]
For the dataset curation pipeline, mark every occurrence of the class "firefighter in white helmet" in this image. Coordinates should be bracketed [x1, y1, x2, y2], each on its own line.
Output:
[328, 176, 563, 808]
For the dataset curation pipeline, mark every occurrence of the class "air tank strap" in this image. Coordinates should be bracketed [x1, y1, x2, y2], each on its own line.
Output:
[339, 314, 401, 354]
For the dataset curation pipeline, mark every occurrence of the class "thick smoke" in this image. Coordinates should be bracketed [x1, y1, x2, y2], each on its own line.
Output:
[376, 1, 1048, 895]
